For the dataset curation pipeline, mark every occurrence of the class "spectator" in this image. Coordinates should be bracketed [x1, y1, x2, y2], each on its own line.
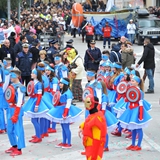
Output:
[83, 1, 92, 11]
[102, 22, 112, 49]
[29, 40, 40, 69]
[127, 19, 136, 44]
[8, 32, 16, 48]
[37, 50, 51, 63]
[136, 38, 155, 93]
[121, 43, 135, 69]
[117, 36, 127, 51]
[14, 21, 21, 43]
[85, 23, 94, 48]
[98, 0, 105, 11]
[84, 40, 101, 72]
[14, 35, 27, 56]
[0, 39, 15, 67]
[110, 43, 121, 63]
[16, 43, 32, 89]
[70, 49, 84, 102]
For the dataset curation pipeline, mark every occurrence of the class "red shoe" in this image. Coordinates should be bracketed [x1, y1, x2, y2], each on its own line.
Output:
[10, 149, 22, 156]
[111, 131, 121, 137]
[55, 143, 66, 148]
[32, 135, 36, 138]
[5, 147, 17, 153]
[30, 137, 42, 143]
[125, 134, 132, 139]
[42, 133, 49, 137]
[126, 145, 135, 150]
[48, 128, 57, 133]
[62, 144, 72, 149]
[131, 146, 141, 151]
[81, 151, 86, 155]
[104, 147, 109, 151]
[0, 129, 6, 134]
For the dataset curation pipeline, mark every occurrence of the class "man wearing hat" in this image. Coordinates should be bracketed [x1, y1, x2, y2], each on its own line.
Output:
[64, 39, 75, 50]
[80, 16, 88, 43]
[127, 19, 136, 44]
[84, 40, 101, 72]
[16, 43, 33, 89]
[47, 39, 59, 63]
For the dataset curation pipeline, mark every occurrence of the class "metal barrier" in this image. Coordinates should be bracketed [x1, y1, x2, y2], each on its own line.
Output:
[39, 31, 64, 50]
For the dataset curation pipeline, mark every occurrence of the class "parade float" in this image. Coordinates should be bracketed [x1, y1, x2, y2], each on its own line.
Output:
[72, 0, 144, 39]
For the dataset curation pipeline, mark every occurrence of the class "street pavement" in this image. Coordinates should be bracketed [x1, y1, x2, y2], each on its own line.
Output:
[1, 34, 160, 160]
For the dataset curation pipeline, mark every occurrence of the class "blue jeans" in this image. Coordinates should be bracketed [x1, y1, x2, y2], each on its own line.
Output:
[103, 37, 111, 48]
[128, 34, 135, 44]
[145, 69, 154, 91]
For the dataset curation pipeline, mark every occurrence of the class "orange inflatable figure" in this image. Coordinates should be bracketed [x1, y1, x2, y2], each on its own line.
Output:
[80, 95, 107, 160]
[72, 3, 84, 28]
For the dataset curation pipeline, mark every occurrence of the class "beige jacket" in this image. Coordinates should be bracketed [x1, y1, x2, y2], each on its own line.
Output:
[71, 55, 84, 79]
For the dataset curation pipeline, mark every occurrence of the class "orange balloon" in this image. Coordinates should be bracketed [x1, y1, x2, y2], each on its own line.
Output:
[72, 3, 84, 28]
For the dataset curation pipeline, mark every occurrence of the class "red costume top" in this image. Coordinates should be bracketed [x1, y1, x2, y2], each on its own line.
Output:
[85, 26, 94, 36]
[80, 111, 107, 160]
[102, 26, 112, 38]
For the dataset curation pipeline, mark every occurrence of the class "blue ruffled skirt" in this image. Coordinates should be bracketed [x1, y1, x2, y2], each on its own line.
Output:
[104, 110, 118, 131]
[42, 92, 53, 110]
[113, 98, 130, 118]
[23, 97, 49, 118]
[119, 106, 152, 130]
[46, 105, 83, 123]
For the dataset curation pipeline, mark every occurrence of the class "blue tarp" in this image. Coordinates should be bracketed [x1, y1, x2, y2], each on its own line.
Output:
[90, 14, 133, 38]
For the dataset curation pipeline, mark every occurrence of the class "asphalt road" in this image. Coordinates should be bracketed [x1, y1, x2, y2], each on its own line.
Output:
[1, 34, 160, 160]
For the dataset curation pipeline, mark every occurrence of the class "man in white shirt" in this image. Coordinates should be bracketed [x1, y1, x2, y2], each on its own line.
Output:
[127, 19, 136, 44]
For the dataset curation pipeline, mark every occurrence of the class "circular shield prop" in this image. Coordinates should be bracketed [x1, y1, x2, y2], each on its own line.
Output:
[106, 76, 112, 90]
[5, 86, 15, 103]
[97, 75, 106, 83]
[52, 91, 61, 106]
[82, 87, 94, 101]
[126, 86, 141, 103]
[27, 81, 34, 96]
[117, 81, 127, 94]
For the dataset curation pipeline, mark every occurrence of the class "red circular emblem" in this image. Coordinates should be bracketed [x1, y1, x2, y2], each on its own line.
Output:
[117, 81, 127, 94]
[5, 85, 15, 103]
[82, 87, 94, 101]
[27, 81, 34, 96]
[52, 91, 61, 106]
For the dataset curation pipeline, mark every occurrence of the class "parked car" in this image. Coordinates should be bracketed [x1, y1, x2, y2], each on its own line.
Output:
[135, 9, 160, 45]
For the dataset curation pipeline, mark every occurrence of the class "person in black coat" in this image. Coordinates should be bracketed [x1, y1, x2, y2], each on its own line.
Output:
[84, 40, 101, 72]
[80, 17, 88, 43]
[110, 43, 121, 63]
[14, 35, 27, 56]
[8, 32, 16, 48]
[37, 50, 51, 63]
[136, 38, 155, 93]
[0, 39, 15, 67]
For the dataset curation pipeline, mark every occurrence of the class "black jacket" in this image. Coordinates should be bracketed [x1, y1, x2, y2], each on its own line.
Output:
[0, 45, 15, 67]
[14, 41, 22, 55]
[84, 47, 101, 71]
[138, 43, 155, 69]
[29, 47, 40, 63]
[8, 36, 16, 48]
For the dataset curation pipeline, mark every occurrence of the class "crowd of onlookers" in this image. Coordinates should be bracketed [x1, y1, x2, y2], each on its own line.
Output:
[147, 6, 160, 17]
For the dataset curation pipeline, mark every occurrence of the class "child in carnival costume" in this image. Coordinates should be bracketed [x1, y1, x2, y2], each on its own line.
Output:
[84, 70, 102, 118]
[113, 67, 131, 119]
[46, 78, 83, 149]
[5, 68, 26, 156]
[37, 62, 53, 138]
[100, 81, 118, 152]
[107, 62, 124, 114]
[79, 94, 107, 160]
[23, 68, 50, 143]
[45, 64, 59, 133]
[54, 54, 68, 79]
[0, 58, 13, 134]
[119, 75, 152, 151]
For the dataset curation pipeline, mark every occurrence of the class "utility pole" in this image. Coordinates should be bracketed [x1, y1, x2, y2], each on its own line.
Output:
[7, 0, 11, 25]
[18, 0, 21, 21]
